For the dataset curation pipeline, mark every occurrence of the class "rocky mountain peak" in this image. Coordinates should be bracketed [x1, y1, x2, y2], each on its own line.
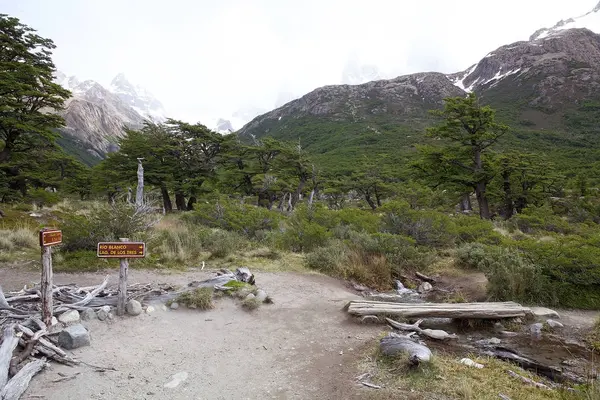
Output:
[530, 2, 600, 40]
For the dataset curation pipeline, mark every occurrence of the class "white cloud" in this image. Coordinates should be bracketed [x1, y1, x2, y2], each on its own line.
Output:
[3, 0, 596, 124]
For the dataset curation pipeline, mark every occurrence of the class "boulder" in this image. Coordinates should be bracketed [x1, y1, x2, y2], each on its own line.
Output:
[170, 302, 179, 310]
[530, 323, 543, 338]
[96, 309, 109, 321]
[57, 324, 90, 350]
[417, 282, 433, 293]
[58, 310, 80, 324]
[126, 299, 143, 316]
[546, 319, 564, 329]
[80, 308, 97, 321]
[254, 289, 268, 303]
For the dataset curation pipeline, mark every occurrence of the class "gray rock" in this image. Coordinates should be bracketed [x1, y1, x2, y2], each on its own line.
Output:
[493, 322, 506, 332]
[245, 293, 256, 301]
[57, 324, 90, 350]
[530, 307, 560, 319]
[530, 323, 543, 337]
[96, 309, 109, 321]
[360, 315, 380, 324]
[51, 316, 58, 326]
[417, 282, 433, 293]
[170, 302, 179, 310]
[254, 289, 268, 303]
[546, 319, 564, 329]
[100, 305, 111, 313]
[80, 308, 97, 321]
[126, 299, 143, 316]
[58, 310, 80, 324]
[146, 306, 155, 313]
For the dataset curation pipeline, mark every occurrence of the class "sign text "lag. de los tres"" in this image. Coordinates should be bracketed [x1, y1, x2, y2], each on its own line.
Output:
[97, 242, 146, 258]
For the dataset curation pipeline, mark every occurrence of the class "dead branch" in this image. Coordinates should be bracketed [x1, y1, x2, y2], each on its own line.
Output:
[415, 272, 436, 283]
[0, 359, 47, 400]
[507, 370, 551, 390]
[0, 325, 20, 389]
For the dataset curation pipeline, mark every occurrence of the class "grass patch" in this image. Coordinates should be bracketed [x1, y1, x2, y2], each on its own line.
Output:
[360, 344, 596, 400]
[241, 297, 260, 311]
[175, 287, 214, 310]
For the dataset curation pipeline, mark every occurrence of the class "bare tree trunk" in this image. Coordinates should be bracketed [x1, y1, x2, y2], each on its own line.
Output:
[186, 196, 197, 211]
[135, 159, 144, 209]
[308, 189, 316, 208]
[475, 182, 491, 220]
[175, 192, 187, 211]
[460, 193, 472, 213]
[160, 185, 172, 212]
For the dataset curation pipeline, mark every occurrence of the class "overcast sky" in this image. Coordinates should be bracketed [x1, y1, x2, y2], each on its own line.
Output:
[2, 0, 596, 124]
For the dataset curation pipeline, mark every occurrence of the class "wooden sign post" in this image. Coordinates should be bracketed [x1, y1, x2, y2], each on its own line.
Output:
[39, 228, 62, 326]
[97, 239, 146, 316]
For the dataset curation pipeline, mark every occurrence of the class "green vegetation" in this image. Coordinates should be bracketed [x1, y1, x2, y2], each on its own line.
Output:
[174, 287, 214, 310]
[362, 345, 599, 400]
[2, 14, 600, 311]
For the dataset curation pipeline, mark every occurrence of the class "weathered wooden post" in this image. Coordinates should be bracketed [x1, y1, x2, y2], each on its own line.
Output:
[39, 228, 62, 326]
[97, 239, 146, 316]
[117, 237, 129, 316]
[136, 158, 144, 209]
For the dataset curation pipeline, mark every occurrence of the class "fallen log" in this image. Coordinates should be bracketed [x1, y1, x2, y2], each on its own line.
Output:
[347, 300, 531, 319]
[380, 332, 432, 365]
[481, 346, 582, 384]
[0, 326, 20, 389]
[0, 359, 46, 400]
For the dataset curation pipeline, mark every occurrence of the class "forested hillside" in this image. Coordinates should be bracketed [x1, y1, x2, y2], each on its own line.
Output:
[2, 13, 600, 314]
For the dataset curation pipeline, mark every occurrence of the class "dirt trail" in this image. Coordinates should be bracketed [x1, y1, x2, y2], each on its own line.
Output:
[0, 267, 380, 400]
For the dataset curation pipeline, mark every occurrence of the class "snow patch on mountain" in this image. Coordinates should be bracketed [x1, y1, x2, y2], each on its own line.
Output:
[450, 64, 478, 92]
[530, 1, 600, 40]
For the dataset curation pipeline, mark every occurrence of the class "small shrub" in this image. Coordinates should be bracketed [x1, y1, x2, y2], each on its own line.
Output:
[153, 224, 204, 264]
[203, 229, 247, 258]
[456, 243, 554, 305]
[0, 236, 14, 251]
[453, 215, 502, 245]
[380, 201, 457, 247]
[175, 287, 214, 310]
[9, 228, 37, 248]
[26, 188, 60, 208]
[241, 297, 260, 311]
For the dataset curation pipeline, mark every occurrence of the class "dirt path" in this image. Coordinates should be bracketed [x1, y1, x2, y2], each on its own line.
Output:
[0, 266, 381, 400]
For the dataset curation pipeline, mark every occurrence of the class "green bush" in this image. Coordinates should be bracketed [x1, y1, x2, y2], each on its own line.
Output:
[202, 229, 248, 258]
[380, 201, 457, 247]
[26, 188, 60, 208]
[512, 205, 573, 234]
[186, 198, 281, 239]
[456, 243, 554, 305]
[453, 215, 502, 245]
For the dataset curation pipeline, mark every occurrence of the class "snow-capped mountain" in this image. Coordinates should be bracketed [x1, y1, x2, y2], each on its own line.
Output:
[530, 1, 600, 40]
[53, 71, 161, 159]
[110, 73, 167, 122]
[341, 58, 383, 85]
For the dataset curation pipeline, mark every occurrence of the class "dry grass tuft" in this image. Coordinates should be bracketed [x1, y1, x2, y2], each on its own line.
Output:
[175, 287, 214, 310]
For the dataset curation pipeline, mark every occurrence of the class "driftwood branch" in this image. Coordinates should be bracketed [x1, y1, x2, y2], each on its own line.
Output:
[0, 326, 20, 389]
[0, 359, 46, 400]
[507, 370, 551, 390]
[386, 318, 457, 341]
[415, 272, 436, 283]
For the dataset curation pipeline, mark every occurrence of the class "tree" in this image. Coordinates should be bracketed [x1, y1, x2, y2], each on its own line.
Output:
[419, 93, 508, 219]
[0, 14, 71, 198]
